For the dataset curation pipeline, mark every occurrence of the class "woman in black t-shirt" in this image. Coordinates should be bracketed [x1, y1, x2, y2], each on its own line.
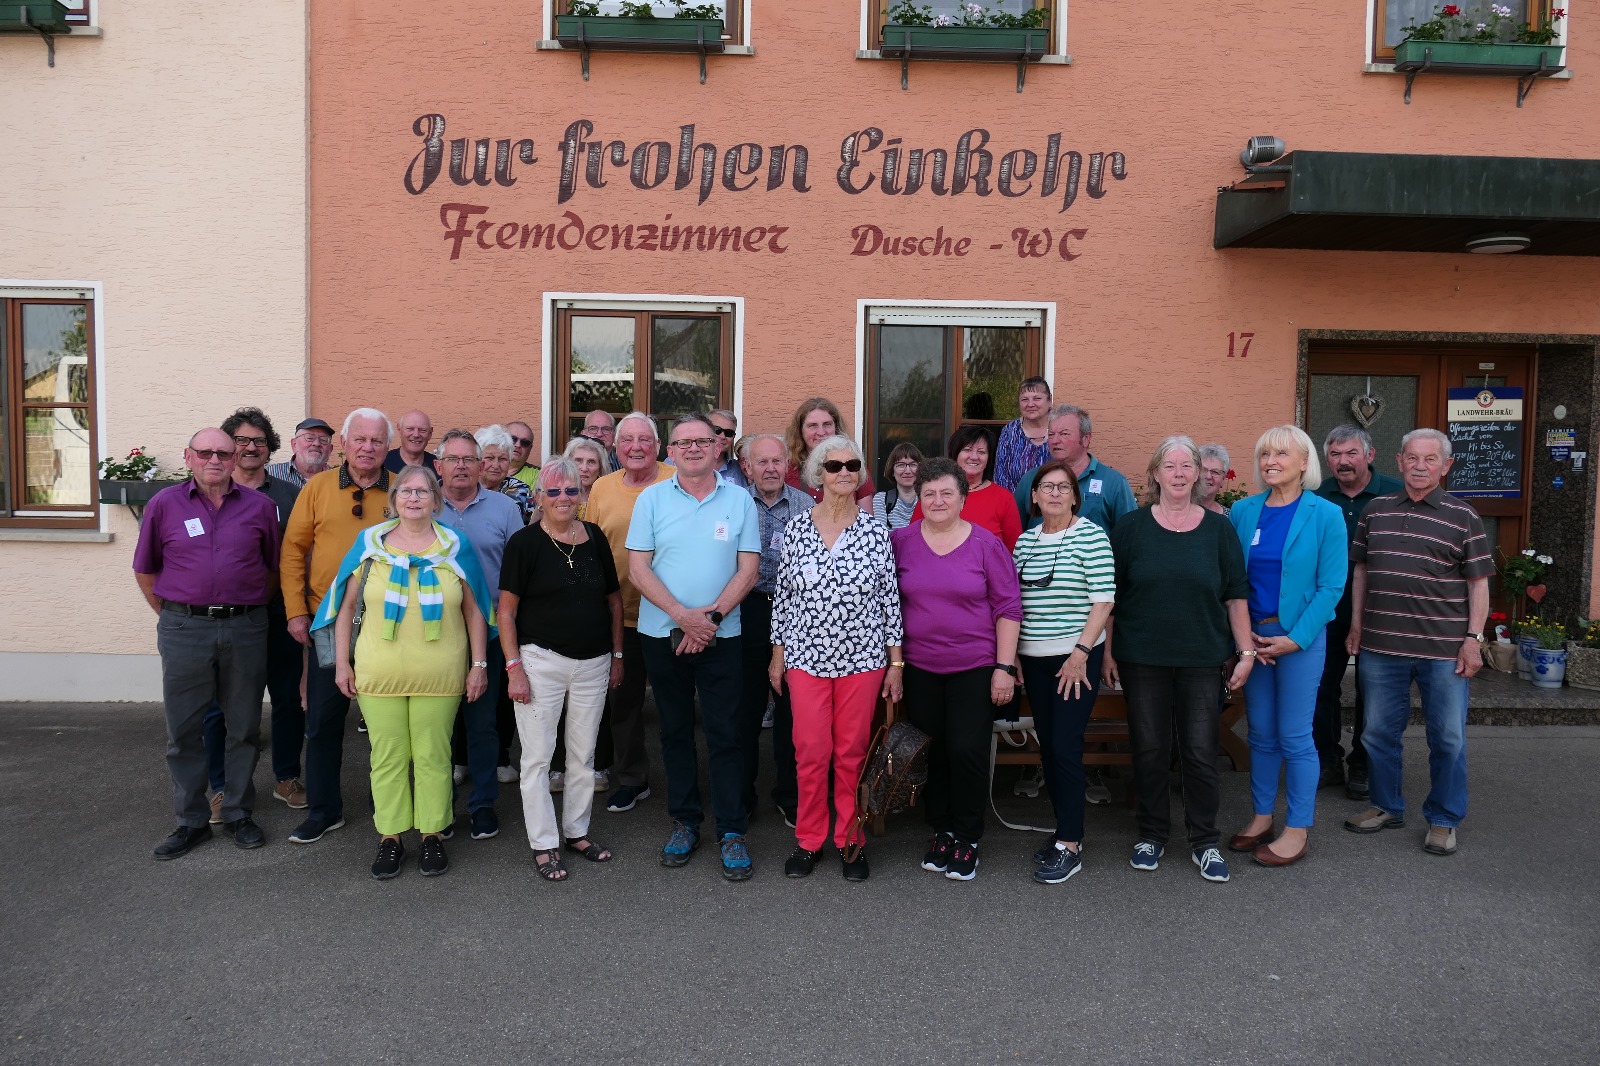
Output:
[498, 457, 623, 882]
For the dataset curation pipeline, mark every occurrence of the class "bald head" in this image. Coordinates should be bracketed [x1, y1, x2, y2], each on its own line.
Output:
[185, 427, 236, 488]
[397, 410, 433, 460]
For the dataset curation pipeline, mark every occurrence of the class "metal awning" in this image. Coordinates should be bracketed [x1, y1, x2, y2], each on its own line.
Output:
[1214, 151, 1600, 256]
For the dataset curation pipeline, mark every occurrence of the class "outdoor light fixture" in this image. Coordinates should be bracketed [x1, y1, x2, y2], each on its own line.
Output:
[1466, 232, 1532, 254]
[1240, 136, 1287, 172]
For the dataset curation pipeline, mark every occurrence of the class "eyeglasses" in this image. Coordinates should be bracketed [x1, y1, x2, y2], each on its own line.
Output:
[543, 486, 582, 498]
[893, 461, 920, 471]
[232, 435, 267, 450]
[438, 455, 480, 466]
[396, 487, 434, 499]
[712, 426, 736, 439]
[510, 435, 533, 448]
[822, 459, 863, 474]
[351, 486, 365, 518]
[296, 433, 331, 444]
[191, 449, 235, 461]
[1036, 482, 1074, 497]
[670, 437, 715, 449]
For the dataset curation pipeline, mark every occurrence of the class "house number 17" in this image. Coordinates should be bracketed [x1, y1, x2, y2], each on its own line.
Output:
[1227, 332, 1255, 358]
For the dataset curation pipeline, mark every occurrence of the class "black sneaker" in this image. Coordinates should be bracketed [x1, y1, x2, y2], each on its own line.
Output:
[921, 832, 955, 872]
[152, 824, 213, 861]
[470, 808, 499, 840]
[439, 821, 455, 841]
[371, 837, 405, 880]
[606, 784, 652, 813]
[945, 841, 980, 881]
[776, 801, 798, 829]
[1346, 765, 1370, 800]
[784, 846, 821, 878]
[419, 835, 449, 876]
[1034, 843, 1082, 885]
[356, 716, 368, 734]
[223, 816, 265, 850]
[840, 848, 870, 882]
[288, 816, 345, 845]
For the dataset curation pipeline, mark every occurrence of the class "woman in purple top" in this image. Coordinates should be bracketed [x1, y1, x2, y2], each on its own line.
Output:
[993, 376, 1052, 491]
[892, 457, 1023, 883]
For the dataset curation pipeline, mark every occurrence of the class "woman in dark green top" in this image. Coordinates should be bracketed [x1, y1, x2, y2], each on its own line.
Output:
[1107, 435, 1254, 884]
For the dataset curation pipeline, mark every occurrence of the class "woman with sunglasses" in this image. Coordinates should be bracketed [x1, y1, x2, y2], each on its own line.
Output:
[1013, 460, 1115, 884]
[770, 435, 903, 883]
[477, 424, 536, 524]
[499, 458, 623, 882]
[315, 464, 495, 880]
[911, 425, 1023, 551]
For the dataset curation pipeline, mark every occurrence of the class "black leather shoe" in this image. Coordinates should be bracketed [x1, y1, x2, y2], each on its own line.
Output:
[1346, 765, 1370, 800]
[153, 825, 213, 861]
[784, 846, 821, 878]
[840, 848, 870, 883]
[1317, 763, 1346, 789]
[224, 817, 266, 849]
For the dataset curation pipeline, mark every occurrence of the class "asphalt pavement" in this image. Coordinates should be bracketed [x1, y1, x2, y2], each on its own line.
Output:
[2, 704, 1596, 1066]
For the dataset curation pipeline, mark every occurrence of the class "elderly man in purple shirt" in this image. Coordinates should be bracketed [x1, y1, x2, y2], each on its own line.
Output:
[133, 428, 281, 861]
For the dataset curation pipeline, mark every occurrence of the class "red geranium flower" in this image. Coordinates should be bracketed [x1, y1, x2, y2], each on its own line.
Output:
[1552, 8, 1566, 18]
[1441, 4, 1461, 15]
[1225, 469, 1237, 480]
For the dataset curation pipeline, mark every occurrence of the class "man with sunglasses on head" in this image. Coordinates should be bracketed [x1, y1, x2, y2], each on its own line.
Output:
[506, 421, 542, 491]
[280, 407, 394, 845]
[434, 429, 524, 841]
[628, 414, 761, 880]
[268, 417, 334, 488]
[708, 408, 748, 489]
[134, 428, 280, 860]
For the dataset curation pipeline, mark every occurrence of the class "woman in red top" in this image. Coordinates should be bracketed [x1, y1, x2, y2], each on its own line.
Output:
[784, 397, 875, 504]
[913, 425, 1022, 551]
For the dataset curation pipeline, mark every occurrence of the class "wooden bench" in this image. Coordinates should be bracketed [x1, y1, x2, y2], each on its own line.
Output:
[992, 688, 1251, 773]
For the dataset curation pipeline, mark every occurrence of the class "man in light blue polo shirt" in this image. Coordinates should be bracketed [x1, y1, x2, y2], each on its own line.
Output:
[628, 414, 760, 880]
[1013, 403, 1137, 534]
[434, 428, 525, 842]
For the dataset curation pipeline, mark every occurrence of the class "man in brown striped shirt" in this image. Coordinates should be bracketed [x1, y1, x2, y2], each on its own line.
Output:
[1342, 429, 1492, 857]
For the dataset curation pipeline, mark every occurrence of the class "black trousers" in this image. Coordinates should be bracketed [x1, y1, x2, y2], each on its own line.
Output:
[903, 664, 994, 844]
[1121, 661, 1223, 850]
[1313, 610, 1368, 771]
[1019, 646, 1104, 844]
[737, 590, 798, 810]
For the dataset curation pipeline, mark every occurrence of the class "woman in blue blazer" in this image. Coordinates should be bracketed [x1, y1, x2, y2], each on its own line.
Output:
[1227, 426, 1347, 867]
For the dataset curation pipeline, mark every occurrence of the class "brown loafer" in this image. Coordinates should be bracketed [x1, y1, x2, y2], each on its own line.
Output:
[1423, 825, 1457, 856]
[1344, 807, 1405, 834]
[1228, 827, 1275, 852]
[1252, 839, 1308, 867]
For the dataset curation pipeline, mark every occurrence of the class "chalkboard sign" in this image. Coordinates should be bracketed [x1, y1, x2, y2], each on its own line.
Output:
[1446, 387, 1523, 499]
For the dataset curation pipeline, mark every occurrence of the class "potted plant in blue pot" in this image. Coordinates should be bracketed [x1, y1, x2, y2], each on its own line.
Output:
[1530, 620, 1568, 689]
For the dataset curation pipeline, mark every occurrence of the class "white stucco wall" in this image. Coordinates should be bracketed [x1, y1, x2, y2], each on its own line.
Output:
[0, 2, 308, 700]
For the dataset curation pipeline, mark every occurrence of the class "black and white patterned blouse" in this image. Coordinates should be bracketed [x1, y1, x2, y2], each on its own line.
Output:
[771, 510, 904, 678]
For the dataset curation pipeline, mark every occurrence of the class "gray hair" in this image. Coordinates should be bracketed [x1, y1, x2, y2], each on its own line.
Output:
[1401, 427, 1452, 460]
[1049, 403, 1092, 437]
[710, 407, 737, 426]
[802, 434, 865, 489]
[475, 424, 514, 455]
[582, 409, 616, 429]
[387, 463, 442, 516]
[614, 410, 657, 442]
[562, 435, 612, 476]
[437, 428, 479, 458]
[341, 407, 393, 443]
[668, 412, 715, 439]
[1325, 423, 1374, 455]
[1198, 443, 1230, 471]
[537, 456, 581, 491]
[1144, 434, 1203, 505]
[743, 432, 785, 462]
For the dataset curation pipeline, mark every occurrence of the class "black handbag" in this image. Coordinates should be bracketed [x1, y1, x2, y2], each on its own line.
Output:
[843, 702, 930, 860]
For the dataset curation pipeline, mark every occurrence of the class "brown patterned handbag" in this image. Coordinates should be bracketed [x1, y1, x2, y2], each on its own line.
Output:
[843, 702, 930, 860]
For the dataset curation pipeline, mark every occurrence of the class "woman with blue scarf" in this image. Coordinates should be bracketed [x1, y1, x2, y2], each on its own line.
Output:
[315, 464, 495, 880]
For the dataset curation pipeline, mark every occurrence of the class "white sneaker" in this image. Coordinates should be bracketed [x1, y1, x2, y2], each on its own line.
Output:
[549, 771, 565, 793]
[593, 769, 611, 792]
[1013, 765, 1044, 798]
[496, 764, 518, 783]
[452, 764, 467, 786]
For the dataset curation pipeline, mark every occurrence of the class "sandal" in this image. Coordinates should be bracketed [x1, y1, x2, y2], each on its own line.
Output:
[564, 837, 613, 863]
[534, 849, 568, 881]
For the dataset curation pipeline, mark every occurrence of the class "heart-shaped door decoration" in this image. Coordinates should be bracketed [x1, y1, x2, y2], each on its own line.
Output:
[1526, 583, 1547, 603]
[1350, 393, 1384, 428]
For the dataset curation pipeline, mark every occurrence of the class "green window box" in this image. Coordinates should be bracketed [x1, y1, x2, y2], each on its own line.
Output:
[0, 1, 71, 34]
[554, 15, 726, 53]
[879, 24, 1050, 60]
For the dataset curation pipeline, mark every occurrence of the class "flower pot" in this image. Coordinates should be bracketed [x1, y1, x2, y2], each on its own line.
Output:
[1564, 642, 1600, 691]
[554, 15, 726, 52]
[97, 479, 169, 506]
[1482, 642, 1517, 674]
[1531, 647, 1567, 688]
[1517, 635, 1538, 679]
[880, 24, 1051, 60]
[0, 1, 72, 34]
[1392, 39, 1565, 71]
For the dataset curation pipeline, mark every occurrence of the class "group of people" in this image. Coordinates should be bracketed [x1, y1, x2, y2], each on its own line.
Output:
[134, 382, 1491, 885]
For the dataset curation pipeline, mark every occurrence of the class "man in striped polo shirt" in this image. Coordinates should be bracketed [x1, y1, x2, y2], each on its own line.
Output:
[1343, 428, 1492, 857]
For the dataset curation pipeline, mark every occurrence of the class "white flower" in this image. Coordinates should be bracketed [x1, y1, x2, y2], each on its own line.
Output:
[1475, 22, 1487, 30]
[1522, 548, 1536, 556]
[966, 2, 983, 13]
[1538, 555, 1553, 565]
[141, 470, 157, 482]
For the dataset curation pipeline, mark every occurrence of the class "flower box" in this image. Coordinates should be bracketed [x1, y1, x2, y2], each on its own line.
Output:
[554, 15, 726, 53]
[880, 24, 1050, 60]
[1392, 39, 1564, 72]
[98, 479, 170, 506]
[1565, 642, 1600, 692]
[0, 1, 71, 34]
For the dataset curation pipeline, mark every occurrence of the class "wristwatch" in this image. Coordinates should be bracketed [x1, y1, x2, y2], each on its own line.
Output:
[1238, 649, 1259, 659]
[612, 651, 624, 659]
[994, 663, 1018, 677]
[1466, 632, 1486, 644]
[709, 610, 725, 625]
[471, 660, 488, 669]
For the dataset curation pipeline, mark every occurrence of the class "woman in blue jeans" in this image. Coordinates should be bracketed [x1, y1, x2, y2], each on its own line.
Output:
[1227, 425, 1347, 867]
[1013, 460, 1115, 885]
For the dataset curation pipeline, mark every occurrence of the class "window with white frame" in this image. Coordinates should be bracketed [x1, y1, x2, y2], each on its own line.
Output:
[865, 0, 1062, 53]
[1371, 0, 1561, 61]
[550, 1, 747, 47]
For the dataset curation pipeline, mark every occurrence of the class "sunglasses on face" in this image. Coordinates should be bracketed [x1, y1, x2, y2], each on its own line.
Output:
[510, 435, 533, 448]
[712, 426, 736, 438]
[822, 459, 863, 474]
[192, 449, 235, 461]
[543, 486, 582, 498]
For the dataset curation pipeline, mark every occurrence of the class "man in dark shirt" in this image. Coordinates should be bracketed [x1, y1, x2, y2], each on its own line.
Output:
[384, 409, 437, 473]
[1345, 429, 1492, 858]
[133, 427, 281, 860]
[1313, 424, 1403, 798]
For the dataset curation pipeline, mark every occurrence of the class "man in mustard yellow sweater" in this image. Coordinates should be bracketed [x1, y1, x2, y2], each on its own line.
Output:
[282, 408, 394, 844]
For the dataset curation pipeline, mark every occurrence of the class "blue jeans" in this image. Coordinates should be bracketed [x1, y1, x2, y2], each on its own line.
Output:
[641, 634, 747, 838]
[1358, 650, 1469, 827]
[1243, 622, 1323, 828]
[449, 641, 504, 813]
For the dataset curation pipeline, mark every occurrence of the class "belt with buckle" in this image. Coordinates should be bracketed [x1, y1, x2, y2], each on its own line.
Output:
[1253, 614, 1280, 625]
[162, 601, 259, 618]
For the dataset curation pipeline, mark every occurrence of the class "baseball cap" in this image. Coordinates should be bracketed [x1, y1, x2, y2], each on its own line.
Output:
[295, 417, 334, 434]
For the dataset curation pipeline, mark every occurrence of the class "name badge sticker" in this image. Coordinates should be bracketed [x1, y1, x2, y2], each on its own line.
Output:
[184, 517, 205, 538]
[713, 521, 730, 542]
[1251, 528, 1261, 547]
[1088, 479, 1104, 494]
[801, 562, 819, 584]
[770, 531, 783, 552]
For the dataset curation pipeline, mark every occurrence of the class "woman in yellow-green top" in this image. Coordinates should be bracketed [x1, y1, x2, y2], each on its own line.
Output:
[314, 464, 495, 881]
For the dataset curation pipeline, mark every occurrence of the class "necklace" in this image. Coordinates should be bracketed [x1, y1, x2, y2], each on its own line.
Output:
[1156, 503, 1200, 532]
[542, 521, 578, 569]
